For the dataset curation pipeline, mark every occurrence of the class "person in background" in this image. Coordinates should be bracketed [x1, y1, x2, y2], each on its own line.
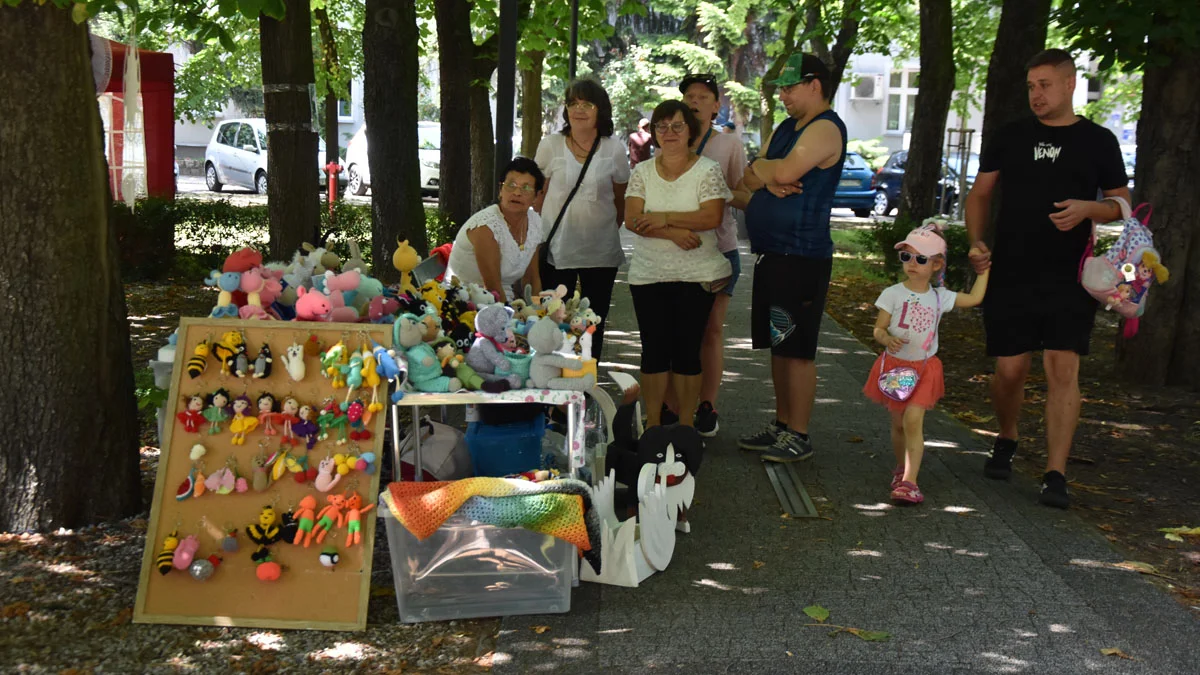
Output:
[535, 79, 630, 360]
[660, 73, 748, 437]
[722, 121, 738, 134]
[736, 53, 847, 464]
[625, 100, 733, 429]
[444, 157, 545, 303]
[629, 118, 653, 169]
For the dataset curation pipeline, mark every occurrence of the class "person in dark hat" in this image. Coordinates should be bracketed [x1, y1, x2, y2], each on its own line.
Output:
[736, 53, 847, 464]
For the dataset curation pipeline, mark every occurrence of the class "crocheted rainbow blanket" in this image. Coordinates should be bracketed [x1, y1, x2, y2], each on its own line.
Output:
[383, 477, 601, 573]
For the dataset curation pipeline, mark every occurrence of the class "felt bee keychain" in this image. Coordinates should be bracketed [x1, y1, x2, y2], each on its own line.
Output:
[246, 504, 282, 546]
[186, 341, 210, 379]
[203, 388, 232, 435]
[343, 489, 374, 547]
[156, 530, 180, 575]
[211, 331, 244, 376]
[252, 342, 273, 379]
[176, 394, 206, 434]
[228, 394, 259, 445]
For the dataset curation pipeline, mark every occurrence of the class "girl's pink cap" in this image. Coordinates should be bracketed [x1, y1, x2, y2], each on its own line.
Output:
[894, 226, 946, 257]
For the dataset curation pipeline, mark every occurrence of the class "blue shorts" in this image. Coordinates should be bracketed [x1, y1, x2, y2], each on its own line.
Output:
[721, 249, 742, 297]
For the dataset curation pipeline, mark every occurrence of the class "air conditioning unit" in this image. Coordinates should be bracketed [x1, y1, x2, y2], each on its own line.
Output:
[850, 74, 884, 101]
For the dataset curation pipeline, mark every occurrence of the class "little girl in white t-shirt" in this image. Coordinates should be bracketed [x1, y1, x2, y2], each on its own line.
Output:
[862, 223, 989, 505]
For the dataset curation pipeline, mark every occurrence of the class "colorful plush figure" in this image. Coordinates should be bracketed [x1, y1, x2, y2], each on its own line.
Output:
[210, 331, 245, 376]
[202, 388, 231, 434]
[156, 531, 180, 575]
[343, 490, 375, 547]
[293, 404, 320, 449]
[277, 396, 301, 445]
[324, 269, 362, 322]
[372, 340, 407, 404]
[172, 534, 201, 570]
[312, 493, 348, 545]
[346, 400, 372, 440]
[279, 341, 306, 382]
[340, 351, 365, 409]
[294, 286, 332, 321]
[317, 397, 350, 445]
[397, 314, 460, 392]
[252, 343, 273, 378]
[238, 268, 271, 320]
[467, 305, 522, 392]
[177, 394, 205, 434]
[433, 338, 483, 390]
[419, 279, 446, 314]
[321, 340, 349, 388]
[361, 346, 384, 422]
[246, 506, 281, 546]
[314, 455, 342, 493]
[205, 270, 242, 318]
[368, 295, 401, 323]
[293, 495, 319, 546]
[527, 317, 595, 390]
[228, 395, 259, 445]
[392, 239, 421, 298]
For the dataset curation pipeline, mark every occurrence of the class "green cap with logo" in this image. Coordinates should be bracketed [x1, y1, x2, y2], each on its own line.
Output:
[770, 53, 831, 87]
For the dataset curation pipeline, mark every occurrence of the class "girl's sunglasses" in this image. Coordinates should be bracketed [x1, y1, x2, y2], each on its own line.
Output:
[898, 251, 930, 265]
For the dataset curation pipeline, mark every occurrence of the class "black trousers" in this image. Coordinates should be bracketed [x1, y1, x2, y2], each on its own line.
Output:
[629, 281, 716, 375]
[540, 262, 619, 360]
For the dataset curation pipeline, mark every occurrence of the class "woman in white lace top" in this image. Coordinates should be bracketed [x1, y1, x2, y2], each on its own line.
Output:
[625, 100, 733, 428]
[445, 158, 545, 303]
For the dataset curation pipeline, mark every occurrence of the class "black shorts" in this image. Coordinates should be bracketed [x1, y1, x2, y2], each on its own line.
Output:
[983, 286, 1097, 357]
[751, 254, 832, 360]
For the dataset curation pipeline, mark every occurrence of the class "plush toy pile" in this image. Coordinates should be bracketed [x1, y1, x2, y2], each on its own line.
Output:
[201, 240, 601, 394]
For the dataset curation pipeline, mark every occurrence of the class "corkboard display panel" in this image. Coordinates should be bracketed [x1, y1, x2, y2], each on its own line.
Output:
[134, 318, 391, 631]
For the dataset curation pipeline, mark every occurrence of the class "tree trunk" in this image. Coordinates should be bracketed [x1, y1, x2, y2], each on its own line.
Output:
[897, 0, 955, 224]
[260, 0, 321, 258]
[470, 37, 499, 215]
[980, 0, 1050, 152]
[826, 0, 862, 99]
[758, 11, 801, 144]
[436, 0, 474, 228]
[0, 4, 141, 530]
[363, 0, 428, 271]
[1115, 52, 1200, 388]
[521, 50, 545, 158]
[315, 3, 343, 171]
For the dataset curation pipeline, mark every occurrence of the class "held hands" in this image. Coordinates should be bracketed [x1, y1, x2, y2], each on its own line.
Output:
[1050, 199, 1092, 231]
[968, 242, 991, 274]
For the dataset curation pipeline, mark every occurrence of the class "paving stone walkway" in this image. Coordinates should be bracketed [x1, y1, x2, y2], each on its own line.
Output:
[493, 243, 1199, 674]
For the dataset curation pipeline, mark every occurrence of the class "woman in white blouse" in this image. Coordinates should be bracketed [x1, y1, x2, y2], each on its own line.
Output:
[535, 79, 630, 359]
[445, 157, 545, 303]
[625, 100, 733, 428]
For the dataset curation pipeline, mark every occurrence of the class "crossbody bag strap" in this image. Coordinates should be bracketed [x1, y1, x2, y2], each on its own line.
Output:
[544, 136, 601, 251]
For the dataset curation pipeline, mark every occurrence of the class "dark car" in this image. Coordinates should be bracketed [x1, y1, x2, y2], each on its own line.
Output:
[870, 151, 975, 216]
[832, 151, 875, 218]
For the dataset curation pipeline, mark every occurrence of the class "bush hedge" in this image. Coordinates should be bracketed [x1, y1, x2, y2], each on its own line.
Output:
[114, 198, 458, 281]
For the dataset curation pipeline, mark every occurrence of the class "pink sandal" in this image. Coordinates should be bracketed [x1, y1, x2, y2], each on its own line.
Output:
[891, 480, 924, 504]
[891, 466, 904, 490]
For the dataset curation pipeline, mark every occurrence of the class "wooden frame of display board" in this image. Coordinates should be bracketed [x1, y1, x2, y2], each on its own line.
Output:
[134, 318, 391, 631]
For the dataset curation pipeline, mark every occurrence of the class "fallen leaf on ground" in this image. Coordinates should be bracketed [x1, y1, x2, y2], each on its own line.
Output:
[842, 627, 891, 642]
[1097, 524, 1114, 532]
[752, 560, 766, 570]
[847, 436, 864, 443]
[1159, 526, 1200, 537]
[1100, 648, 1133, 659]
[954, 411, 995, 424]
[531, 625, 550, 634]
[1112, 561, 1159, 575]
[802, 605, 829, 623]
[1, 602, 31, 619]
[1164, 533, 1184, 542]
[786, 651, 793, 657]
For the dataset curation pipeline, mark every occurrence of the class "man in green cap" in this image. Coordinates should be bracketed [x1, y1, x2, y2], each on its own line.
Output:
[736, 53, 847, 464]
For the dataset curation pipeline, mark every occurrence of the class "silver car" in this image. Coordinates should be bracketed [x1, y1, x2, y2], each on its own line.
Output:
[204, 118, 332, 193]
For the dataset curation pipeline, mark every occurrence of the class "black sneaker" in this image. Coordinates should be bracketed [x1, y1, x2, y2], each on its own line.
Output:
[660, 404, 679, 426]
[739, 422, 782, 451]
[761, 430, 814, 463]
[984, 438, 1018, 480]
[1039, 471, 1070, 509]
[694, 401, 719, 438]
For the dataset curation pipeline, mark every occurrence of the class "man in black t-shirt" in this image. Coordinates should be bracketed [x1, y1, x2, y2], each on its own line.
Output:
[965, 49, 1130, 510]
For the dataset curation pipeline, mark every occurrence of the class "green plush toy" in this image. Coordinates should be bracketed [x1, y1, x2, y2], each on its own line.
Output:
[433, 338, 483, 390]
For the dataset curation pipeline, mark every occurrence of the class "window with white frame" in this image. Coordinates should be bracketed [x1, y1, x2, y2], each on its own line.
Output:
[886, 70, 920, 133]
[337, 97, 353, 120]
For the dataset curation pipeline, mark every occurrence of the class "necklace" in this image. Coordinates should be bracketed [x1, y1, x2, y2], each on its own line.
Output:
[509, 216, 528, 251]
[568, 133, 594, 160]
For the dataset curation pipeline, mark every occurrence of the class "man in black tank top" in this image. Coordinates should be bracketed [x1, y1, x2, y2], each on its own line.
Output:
[965, 50, 1129, 509]
[734, 53, 846, 464]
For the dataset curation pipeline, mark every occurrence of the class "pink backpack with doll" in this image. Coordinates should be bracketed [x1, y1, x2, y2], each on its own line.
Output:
[1079, 197, 1169, 338]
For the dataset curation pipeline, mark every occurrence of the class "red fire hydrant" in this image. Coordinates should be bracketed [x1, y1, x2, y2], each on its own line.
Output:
[325, 161, 341, 220]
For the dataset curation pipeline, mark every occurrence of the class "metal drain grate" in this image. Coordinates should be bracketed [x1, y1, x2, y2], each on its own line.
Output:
[764, 462, 819, 518]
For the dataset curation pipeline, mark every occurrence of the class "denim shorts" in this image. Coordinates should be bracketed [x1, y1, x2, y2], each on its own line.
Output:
[721, 249, 742, 297]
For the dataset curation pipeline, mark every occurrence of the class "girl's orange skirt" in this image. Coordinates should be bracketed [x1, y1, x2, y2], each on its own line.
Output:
[862, 353, 944, 413]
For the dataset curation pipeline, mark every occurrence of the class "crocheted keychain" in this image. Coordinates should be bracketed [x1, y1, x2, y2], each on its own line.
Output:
[202, 388, 232, 435]
[176, 394, 206, 434]
[343, 488, 374, 547]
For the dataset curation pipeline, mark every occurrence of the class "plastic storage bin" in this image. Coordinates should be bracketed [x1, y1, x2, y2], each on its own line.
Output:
[379, 496, 574, 623]
[465, 415, 546, 476]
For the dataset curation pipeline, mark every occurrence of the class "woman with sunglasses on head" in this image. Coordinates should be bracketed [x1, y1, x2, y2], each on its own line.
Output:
[445, 157, 545, 304]
[534, 79, 630, 359]
[863, 222, 989, 505]
[625, 100, 733, 429]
